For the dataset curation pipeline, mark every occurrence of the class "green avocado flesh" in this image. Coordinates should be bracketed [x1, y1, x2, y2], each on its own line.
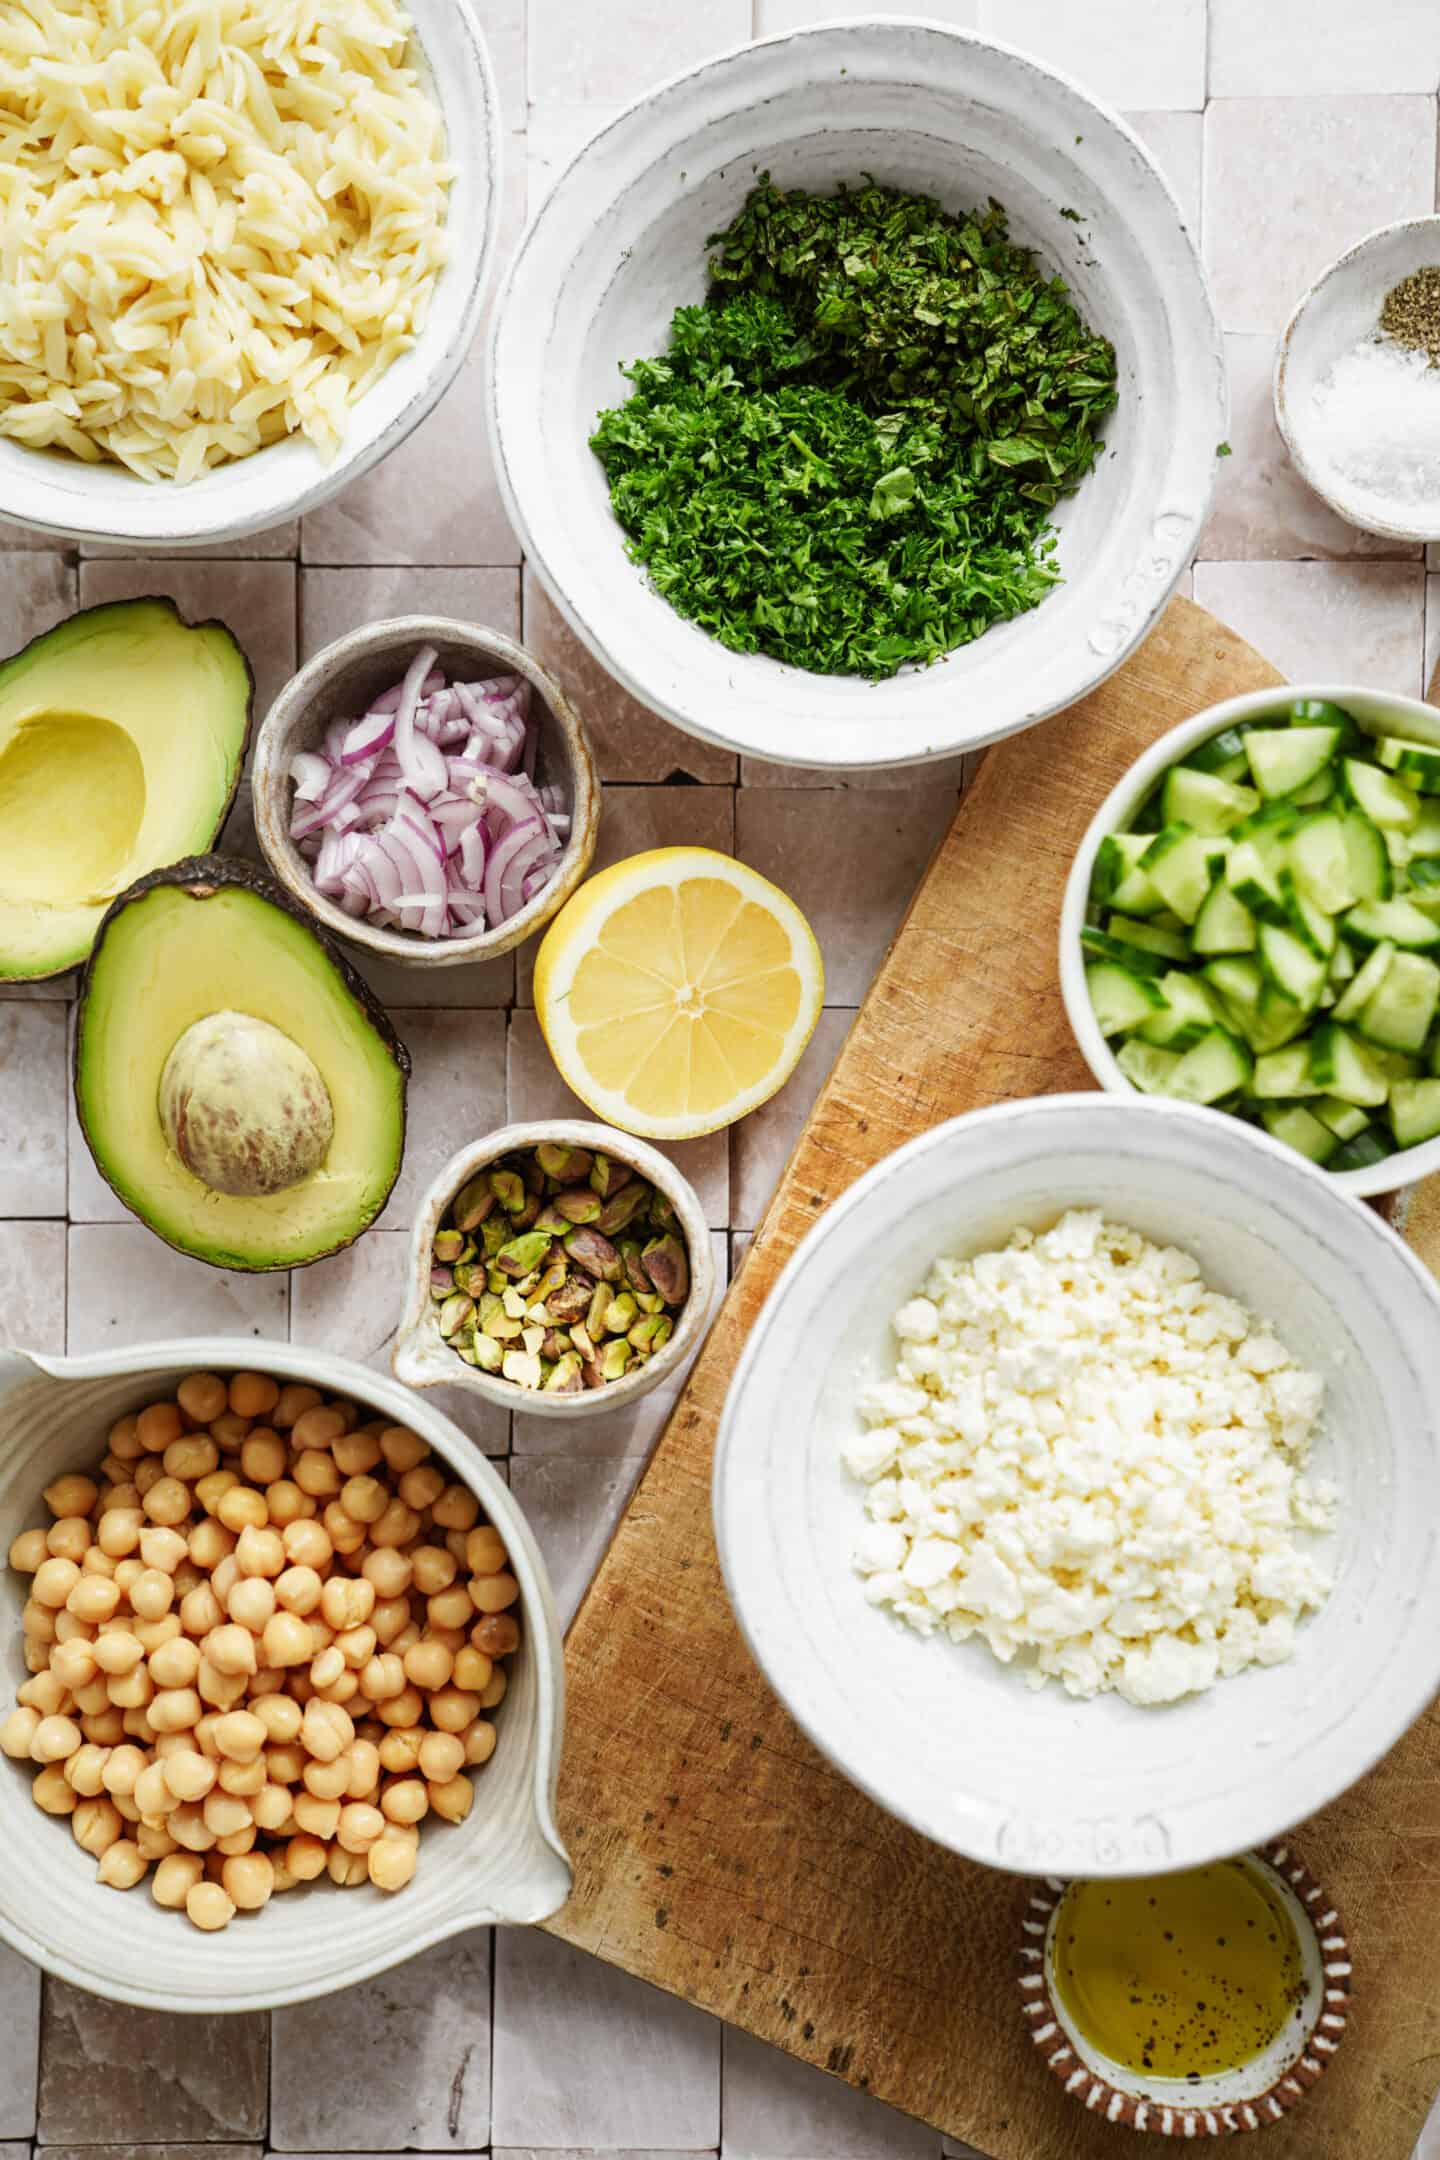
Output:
[77, 873, 407, 1270]
[0, 599, 251, 980]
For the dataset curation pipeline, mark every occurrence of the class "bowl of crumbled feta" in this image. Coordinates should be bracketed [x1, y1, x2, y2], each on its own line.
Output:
[713, 1093, 1440, 1876]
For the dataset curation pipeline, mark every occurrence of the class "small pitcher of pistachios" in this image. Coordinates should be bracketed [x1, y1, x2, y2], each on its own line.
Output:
[392, 1122, 715, 1420]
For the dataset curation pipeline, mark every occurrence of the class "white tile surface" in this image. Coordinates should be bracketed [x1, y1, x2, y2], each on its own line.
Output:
[1192, 560, 1428, 692]
[1125, 110, 1203, 236]
[978, 0, 1206, 109]
[0, 553, 77, 648]
[492, 1930, 721, 2149]
[723, 2028, 937, 2158]
[299, 566, 522, 657]
[508, 1453, 648, 1624]
[1210, 0, 1440, 96]
[731, 1009, 855, 1234]
[70, 1224, 289, 1350]
[0, 1944, 39, 2137]
[525, 0, 749, 104]
[374, 1008, 508, 1230]
[759, 0, 976, 24]
[269, 1936, 491, 2149]
[37, 1984, 268, 2141]
[0, 1003, 66, 1215]
[0, 1220, 66, 1354]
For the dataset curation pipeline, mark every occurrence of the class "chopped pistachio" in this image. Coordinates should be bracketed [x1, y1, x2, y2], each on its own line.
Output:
[501, 1285, 529, 1320]
[501, 1348, 543, 1389]
[543, 1352, 586, 1393]
[488, 1313, 523, 1342]
[522, 1152, 547, 1197]
[430, 1265, 454, 1299]
[497, 1229, 554, 1279]
[511, 1192, 542, 1230]
[602, 1291, 638, 1336]
[472, 1333, 504, 1372]
[629, 1314, 672, 1357]
[455, 1339, 481, 1366]
[596, 1182, 649, 1235]
[432, 1229, 466, 1264]
[480, 1216, 509, 1258]
[536, 1142, 593, 1182]
[487, 1265, 508, 1296]
[452, 1260, 488, 1296]
[438, 1291, 476, 1340]
[534, 1203, 570, 1235]
[588, 1153, 634, 1199]
[546, 1273, 593, 1324]
[555, 1187, 603, 1225]
[525, 1300, 551, 1325]
[478, 1292, 506, 1330]
[540, 1328, 572, 1362]
[490, 1168, 527, 1214]
[520, 1324, 546, 1356]
[586, 1280, 612, 1336]
[451, 1176, 496, 1234]
[564, 1225, 623, 1281]
[618, 1239, 650, 1297]
[641, 1233, 688, 1306]
[599, 1339, 633, 1382]
[570, 1323, 596, 1362]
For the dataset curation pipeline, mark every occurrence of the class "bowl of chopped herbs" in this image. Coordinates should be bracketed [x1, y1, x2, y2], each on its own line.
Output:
[490, 21, 1224, 773]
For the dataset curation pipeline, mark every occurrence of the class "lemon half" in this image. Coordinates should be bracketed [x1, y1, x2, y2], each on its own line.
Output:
[533, 847, 825, 1140]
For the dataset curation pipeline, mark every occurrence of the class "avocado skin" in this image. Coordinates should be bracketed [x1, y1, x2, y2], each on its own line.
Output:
[75, 854, 411, 1272]
[0, 594, 255, 983]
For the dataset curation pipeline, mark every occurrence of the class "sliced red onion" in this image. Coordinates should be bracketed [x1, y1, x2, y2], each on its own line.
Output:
[341, 707, 396, 764]
[290, 750, 331, 801]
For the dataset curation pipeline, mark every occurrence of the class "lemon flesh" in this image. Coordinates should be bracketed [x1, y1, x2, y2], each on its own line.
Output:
[534, 848, 824, 1140]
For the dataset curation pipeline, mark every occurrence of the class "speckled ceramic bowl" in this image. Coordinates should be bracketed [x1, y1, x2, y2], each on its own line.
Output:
[1019, 1844, 1351, 2137]
[393, 1121, 714, 1420]
[253, 617, 600, 968]
[491, 19, 1224, 772]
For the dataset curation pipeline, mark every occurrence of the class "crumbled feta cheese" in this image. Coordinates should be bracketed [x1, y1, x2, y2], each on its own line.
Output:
[846, 1212, 1333, 1705]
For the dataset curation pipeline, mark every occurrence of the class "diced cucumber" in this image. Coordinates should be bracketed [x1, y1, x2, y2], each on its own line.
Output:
[1161, 765, 1259, 835]
[1191, 877, 1257, 956]
[1287, 813, 1356, 914]
[1226, 841, 1289, 926]
[1288, 698, 1367, 752]
[1388, 1077, 1440, 1148]
[1141, 826, 1228, 925]
[1278, 870, 1337, 961]
[1386, 827, 1414, 868]
[1137, 971, 1226, 1050]
[1340, 810, 1393, 902]
[1167, 1026, 1254, 1105]
[1243, 725, 1341, 799]
[1332, 940, 1395, 1024]
[1108, 914, 1192, 960]
[1411, 803, 1440, 853]
[1356, 949, 1440, 1054]
[1243, 988, 1313, 1054]
[1315, 1095, 1372, 1141]
[1369, 1044, 1421, 1080]
[1290, 769, 1338, 809]
[1257, 922, 1329, 1010]
[1090, 833, 1155, 912]
[1116, 1039, 1183, 1093]
[1341, 897, 1440, 952]
[1341, 758, 1421, 829]
[1376, 734, 1440, 795]
[1328, 1126, 1395, 1172]
[1203, 956, 1263, 1019]
[1130, 782, 1165, 835]
[1308, 1023, 1391, 1107]
[1260, 1103, 1339, 1163]
[1253, 1044, 1323, 1098]
[1328, 940, 1357, 987]
[1186, 725, 1250, 776]
[1409, 857, 1440, 890]
[1086, 961, 1168, 1035]
[1082, 927, 1168, 976]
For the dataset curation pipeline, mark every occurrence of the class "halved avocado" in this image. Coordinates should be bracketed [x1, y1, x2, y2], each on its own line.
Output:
[75, 858, 409, 1271]
[0, 598, 252, 981]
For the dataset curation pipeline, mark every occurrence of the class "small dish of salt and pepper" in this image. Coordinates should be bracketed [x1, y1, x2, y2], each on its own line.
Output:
[1275, 214, 1440, 542]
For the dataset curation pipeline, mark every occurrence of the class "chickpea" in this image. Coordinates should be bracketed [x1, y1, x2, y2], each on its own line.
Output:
[32, 1715, 83, 1764]
[178, 1374, 228, 1425]
[217, 1486, 268, 1535]
[381, 1778, 429, 1826]
[292, 1404, 346, 1451]
[428, 1775, 474, 1825]
[301, 1698, 353, 1763]
[368, 1834, 418, 1893]
[427, 1586, 475, 1633]
[96, 1507, 141, 1568]
[180, 1583, 224, 1639]
[466, 1525, 509, 1577]
[321, 1499, 364, 1552]
[67, 1574, 121, 1626]
[346, 1738, 380, 1794]
[432, 1484, 479, 1533]
[21, 1599, 56, 1648]
[261, 1611, 314, 1669]
[187, 1520, 232, 1575]
[310, 1646, 345, 1693]
[270, 1859, 299, 1894]
[335, 1624, 377, 1670]
[216, 1751, 266, 1796]
[371, 1598, 411, 1648]
[264, 1480, 311, 1530]
[226, 1576, 276, 1633]
[0, 1706, 40, 1760]
[369, 1499, 420, 1551]
[197, 1658, 248, 1711]
[302, 1752, 352, 1802]
[99, 1743, 146, 1796]
[469, 1570, 521, 1617]
[282, 1518, 333, 1572]
[212, 1709, 266, 1763]
[186, 1880, 235, 1931]
[18, 1668, 67, 1715]
[328, 1847, 368, 1888]
[134, 1761, 175, 1820]
[398, 1465, 445, 1514]
[417, 1729, 465, 1784]
[149, 1687, 203, 1734]
[209, 1410, 252, 1451]
[253, 1782, 293, 1833]
[378, 1728, 425, 1775]
[221, 1850, 274, 1911]
[128, 1568, 174, 1623]
[403, 1639, 454, 1693]
[331, 1801, 382, 1853]
[254, 1693, 302, 1744]
[169, 1802, 216, 1853]
[163, 1435, 218, 1483]
[472, 1613, 519, 1659]
[285, 1830, 329, 1880]
[239, 1430, 286, 1486]
[452, 1647, 493, 1695]
[8, 1528, 48, 1573]
[121, 1709, 157, 1745]
[47, 1518, 92, 1565]
[202, 1786, 253, 1838]
[153, 1851, 205, 1907]
[275, 1564, 322, 1617]
[380, 1426, 428, 1475]
[478, 1667, 508, 1711]
[194, 1469, 238, 1515]
[229, 1372, 279, 1421]
[235, 1525, 285, 1580]
[412, 1545, 458, 1597]
[80, 1548, 117, 1581]
[133, 1460, 164, 1500]
[362, 1547, 413, 1600]
[51, 1640, 99, 1693]
[72, 1796, 123, 1855]
[443, 1529, 470, 1566]
[429, 1687, 481, 1737]
[32, 1556, 81, 1609]
[292, 1791, 340, 1840]
[112, 1558, 143, 1596]
[97, 1838, 148, 1890]
[137, 1401, 183, 1454]
[136, 1820, 179, 1860]
[336, 1474, 385, 1527]
[148, 1637, 201, 1691]
[295, 1452, 342, 1501]
[320, 1576, 375, 1632]
[32, 1764, 79, 1816]
[376, 1685, 423, 1730]
[139, 1526, 190, 1575]
[266, 1744, 305, 1786]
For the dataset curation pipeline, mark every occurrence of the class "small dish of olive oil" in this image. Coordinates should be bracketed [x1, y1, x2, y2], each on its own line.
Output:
[1020, 1846, 1350, 2137]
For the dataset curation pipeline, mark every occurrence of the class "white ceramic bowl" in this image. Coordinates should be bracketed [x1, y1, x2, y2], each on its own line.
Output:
[490, 21, 1224, 773]
[1060, 681, 1440, 1198]
[1275, 215, 1440, 543]
[0, 1339, 571, 2011]
[0, 1, 497, 551]
[393, 1121, 714, 1419]
[252, 617, 600, 968]
[714, 1094, 1440, 1877]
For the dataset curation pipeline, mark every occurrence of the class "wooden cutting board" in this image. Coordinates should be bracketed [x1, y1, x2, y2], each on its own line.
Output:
[543, 597, 1440, 2159]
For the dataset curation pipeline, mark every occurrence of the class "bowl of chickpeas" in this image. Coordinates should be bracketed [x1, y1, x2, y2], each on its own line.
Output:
[0, 1338, 570, 2009]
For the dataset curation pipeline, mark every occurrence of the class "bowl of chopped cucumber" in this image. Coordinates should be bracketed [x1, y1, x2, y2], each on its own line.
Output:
[1061, 686, 1440, 1195]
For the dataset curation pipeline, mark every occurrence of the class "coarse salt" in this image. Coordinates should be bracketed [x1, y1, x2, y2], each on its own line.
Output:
[843, 1210, 1336, 1706]
[1309, 334, 1440, 504]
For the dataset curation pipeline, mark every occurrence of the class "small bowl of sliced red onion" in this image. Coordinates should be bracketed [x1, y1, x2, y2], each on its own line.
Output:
[252, 615, 599, 965]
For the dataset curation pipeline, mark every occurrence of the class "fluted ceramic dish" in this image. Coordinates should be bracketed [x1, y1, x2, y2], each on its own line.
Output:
[715, 1094, 1440, 1877]
[1059, 681, 1440, 1197]
[253, 617, 600, 968]
[490, 19, 1225, 773]
[0, 1340, 570, 2010]
[1019, 1844, 1351, 2137]
[393, 1121, 714, 1420]
[0, 0, 497, 550]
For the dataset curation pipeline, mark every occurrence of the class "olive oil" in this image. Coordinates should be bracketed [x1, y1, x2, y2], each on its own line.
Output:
[1051, 1861, 1305, 2081]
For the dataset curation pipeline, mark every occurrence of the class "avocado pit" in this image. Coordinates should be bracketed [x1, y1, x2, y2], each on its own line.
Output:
[159, 1009, 334, 1198]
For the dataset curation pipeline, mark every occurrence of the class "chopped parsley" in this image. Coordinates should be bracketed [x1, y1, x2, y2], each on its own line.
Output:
[590, 178, 1118, 680]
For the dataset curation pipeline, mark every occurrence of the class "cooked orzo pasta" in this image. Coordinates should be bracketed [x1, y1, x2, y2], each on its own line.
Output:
[0, 0, 453, 483]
